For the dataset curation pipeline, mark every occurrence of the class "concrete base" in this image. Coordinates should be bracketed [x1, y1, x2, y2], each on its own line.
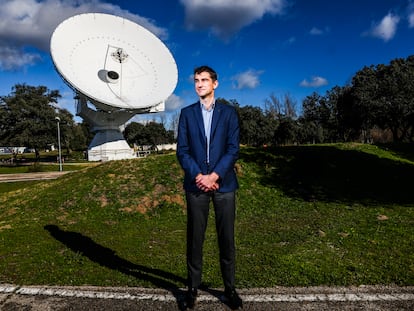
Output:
[87, 130, 136, 162]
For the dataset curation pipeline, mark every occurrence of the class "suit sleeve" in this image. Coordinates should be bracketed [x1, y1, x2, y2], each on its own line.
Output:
[212, 107, 240, 179]
[176, 109, 202, 181]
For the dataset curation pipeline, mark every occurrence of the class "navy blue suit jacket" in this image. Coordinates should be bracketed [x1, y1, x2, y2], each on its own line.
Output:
[177, 101, 240, 193]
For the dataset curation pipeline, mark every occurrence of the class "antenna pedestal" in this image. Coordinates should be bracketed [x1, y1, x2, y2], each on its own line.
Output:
[77, 97, 136, 161]
[88, 130, 135, 162]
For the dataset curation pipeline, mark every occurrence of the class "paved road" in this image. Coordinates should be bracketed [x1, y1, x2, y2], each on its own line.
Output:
[1, 284, 413, 310]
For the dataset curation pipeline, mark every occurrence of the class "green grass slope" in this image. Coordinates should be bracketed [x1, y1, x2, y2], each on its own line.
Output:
[1, 144, 413, 289]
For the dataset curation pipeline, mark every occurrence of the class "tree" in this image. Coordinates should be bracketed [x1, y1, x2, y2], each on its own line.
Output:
[301, 92, 325, 143]
[296, 116, 321, 144]
[237, 105, 276, 146]
[273, 116, 298, 145]
[265, 93, 298, 145]
[77, 121, 94, 150]
[0, 84, 62, 152]
[57, 108, 78, 154]
[301, 86, 364, 143]
[0, 84, 88, 154]
[379, 57, 414, 142]
[323, 86, 345, 142]
[351, 56, 414, 142]
[215, 98, 275, 146]
[124, 121, 175, 148]
[333, 85, 362, 142]
[145, 121, 174, 148]
[124, 122, 146, 145]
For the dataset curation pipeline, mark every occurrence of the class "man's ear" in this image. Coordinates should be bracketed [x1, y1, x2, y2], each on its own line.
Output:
[214, 80, 219, 89]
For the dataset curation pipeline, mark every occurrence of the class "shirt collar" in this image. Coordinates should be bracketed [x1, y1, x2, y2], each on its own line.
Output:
[200, 100, 215, 112]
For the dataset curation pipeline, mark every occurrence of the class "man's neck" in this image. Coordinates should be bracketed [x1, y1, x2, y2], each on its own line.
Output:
[200, 96, 215, 110]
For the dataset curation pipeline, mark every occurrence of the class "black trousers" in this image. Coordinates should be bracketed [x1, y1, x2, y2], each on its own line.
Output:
[186, 191, 236, 290]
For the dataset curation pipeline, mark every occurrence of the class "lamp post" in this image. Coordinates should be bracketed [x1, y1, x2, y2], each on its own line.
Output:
[55, 117, 63, 172]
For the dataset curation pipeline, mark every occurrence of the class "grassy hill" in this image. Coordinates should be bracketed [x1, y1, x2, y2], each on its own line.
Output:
[1, 143, 413, 289]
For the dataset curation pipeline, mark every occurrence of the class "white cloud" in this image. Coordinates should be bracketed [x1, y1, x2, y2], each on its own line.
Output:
[299, 76, 328, 88]
[165, 94, 184, 111]
[0, 46, 41, 71]
[180, 0, 288, 40]
[409, 13, 414, 27]
[364, 12, 400, 42]
[309, 27, 323, 35]
[408, 1, 414, 28]
[0, 0, 168, 71]
[309, 26, 330, 36]
[55, 89, 76, 110]
[287, 36, 296, 44]
[231, 69, 263, 90]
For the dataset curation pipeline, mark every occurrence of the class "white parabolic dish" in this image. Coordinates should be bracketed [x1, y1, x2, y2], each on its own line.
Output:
[50, 13, 178, 111]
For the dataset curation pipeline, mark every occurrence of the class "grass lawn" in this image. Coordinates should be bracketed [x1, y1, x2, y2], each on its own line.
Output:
[0, 143, 413, 289]
[0, 149, 91, 175]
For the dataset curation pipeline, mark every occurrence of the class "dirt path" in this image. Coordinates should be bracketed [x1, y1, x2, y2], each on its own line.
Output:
[0, 171, 69, 183]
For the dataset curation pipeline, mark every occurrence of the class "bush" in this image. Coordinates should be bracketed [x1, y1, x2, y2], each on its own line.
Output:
[27, 162, 44, 172]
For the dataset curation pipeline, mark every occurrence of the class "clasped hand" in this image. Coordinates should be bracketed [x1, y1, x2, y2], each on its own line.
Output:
[195, 173, 219, 192]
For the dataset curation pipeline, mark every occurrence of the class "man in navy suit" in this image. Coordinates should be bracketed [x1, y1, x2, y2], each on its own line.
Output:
[177, 65, 242, 309]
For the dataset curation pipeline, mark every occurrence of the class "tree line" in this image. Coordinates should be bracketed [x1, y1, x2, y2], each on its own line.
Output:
[1, 55, 413, 154]
[229, 55, 414, 146]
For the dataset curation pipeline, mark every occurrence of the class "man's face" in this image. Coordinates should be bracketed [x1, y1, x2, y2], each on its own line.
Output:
[194, 71, 218, 99]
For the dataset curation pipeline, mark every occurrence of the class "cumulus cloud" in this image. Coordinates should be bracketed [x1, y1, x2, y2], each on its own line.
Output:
[231, 69, 263, 90]
[364, 12, 400, 42]
[0, 46, 41, 71]
[299, 76, 328, 88]
[180, 0, 287, 40]
[0, 0, 168, 71]
[165, 94, 184, 111]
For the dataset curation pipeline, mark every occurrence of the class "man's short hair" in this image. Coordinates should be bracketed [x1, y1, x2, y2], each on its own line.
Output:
[194, 65, 218, 81]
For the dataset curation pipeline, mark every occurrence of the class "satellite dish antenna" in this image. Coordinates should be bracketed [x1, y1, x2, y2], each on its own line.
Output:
[50, 13, 178, 161]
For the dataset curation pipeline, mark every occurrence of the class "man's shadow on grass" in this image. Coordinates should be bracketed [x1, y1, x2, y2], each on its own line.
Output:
[44, 224, 203, 310]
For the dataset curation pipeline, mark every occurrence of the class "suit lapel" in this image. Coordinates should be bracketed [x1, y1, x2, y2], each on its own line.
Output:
[192, 102, 207, 144]
[210, 102, 221, 140]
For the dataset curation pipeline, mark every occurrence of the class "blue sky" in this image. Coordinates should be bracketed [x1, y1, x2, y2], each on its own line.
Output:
[1, 0, 414, 124]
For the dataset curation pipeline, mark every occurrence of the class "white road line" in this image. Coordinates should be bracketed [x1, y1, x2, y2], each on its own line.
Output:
[1, 286, 413, 303]
[243, 293, 414, 302]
